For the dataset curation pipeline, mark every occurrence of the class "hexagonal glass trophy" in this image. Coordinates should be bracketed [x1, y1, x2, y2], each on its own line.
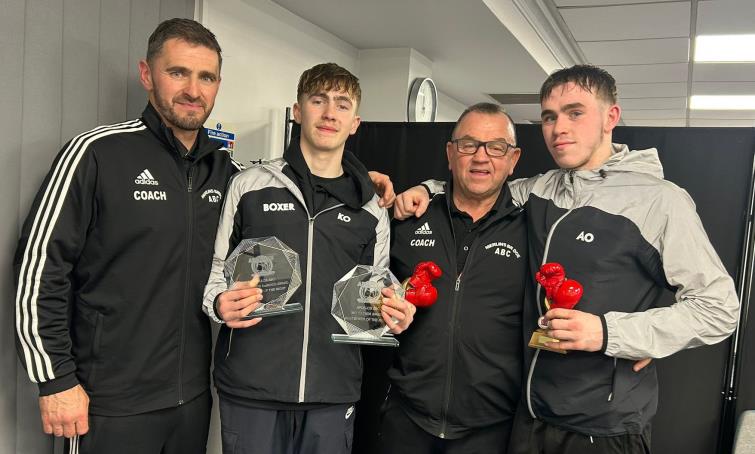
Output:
[224, 237, 302, 318]
[331, 265, 403, 347]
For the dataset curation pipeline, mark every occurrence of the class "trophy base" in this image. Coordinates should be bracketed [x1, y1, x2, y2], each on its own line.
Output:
[528, 329, 567, 354]
[242, 303, 303, 319]
[331, 333, 399, 347]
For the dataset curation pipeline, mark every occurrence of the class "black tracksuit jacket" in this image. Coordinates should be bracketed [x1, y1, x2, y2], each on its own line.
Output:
[388, 182, 528, 439]
[14, 104, 240, 415]
[203, 141, 390, 405]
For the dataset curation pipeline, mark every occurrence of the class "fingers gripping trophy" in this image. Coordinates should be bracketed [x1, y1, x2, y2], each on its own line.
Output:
[331, 261, 442, 346]
[528, 262, 583, 354]
[223, 237, 303, 318]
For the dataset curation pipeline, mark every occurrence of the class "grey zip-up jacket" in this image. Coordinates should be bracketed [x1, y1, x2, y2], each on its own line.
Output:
[511, 144, 739, 435]
[424, 144, 738, 435]
[203, 147, 389, 404]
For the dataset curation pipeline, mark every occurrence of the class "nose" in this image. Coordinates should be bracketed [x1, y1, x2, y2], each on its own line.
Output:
[322, 102, 337, 120]
[184, 77, 201, 99]
[553, 114, 568, 135]
[472, 143, 491, 161]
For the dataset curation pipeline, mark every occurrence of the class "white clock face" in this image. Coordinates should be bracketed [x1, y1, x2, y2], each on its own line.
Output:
[416, 81, 435, 121]
[409, 78, 437, 122]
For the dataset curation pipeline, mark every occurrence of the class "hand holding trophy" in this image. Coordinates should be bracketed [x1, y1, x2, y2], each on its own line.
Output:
[331, 261, 442, 346]
[223, 237, 303, 318]
[528, 262, 583, 353]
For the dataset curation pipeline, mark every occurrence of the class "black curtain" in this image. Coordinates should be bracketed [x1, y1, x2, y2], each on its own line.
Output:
[290, 121, 755, 454]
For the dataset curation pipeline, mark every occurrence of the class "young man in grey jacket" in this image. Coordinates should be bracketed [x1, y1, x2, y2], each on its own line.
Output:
[394, 64, 739, 453]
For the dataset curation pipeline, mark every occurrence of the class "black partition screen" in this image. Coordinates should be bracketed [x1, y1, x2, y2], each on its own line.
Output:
[291, 121, 755, 453]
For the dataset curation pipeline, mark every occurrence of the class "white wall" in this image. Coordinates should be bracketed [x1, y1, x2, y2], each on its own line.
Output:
[201, 0, 467, 164]
[201, 0, 360, 162]
[437, 91, 467, 122]
[358, 48, 416, 121]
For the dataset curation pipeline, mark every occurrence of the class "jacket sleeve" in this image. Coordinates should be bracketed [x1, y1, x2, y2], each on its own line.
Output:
[203, 173, 244, 324]
[423, 177, 536, 207]
[372, 199, 390, 269]
[420, 179, 445, 196]
[14, 139, 98, 396]
[604, 187, 740, 359]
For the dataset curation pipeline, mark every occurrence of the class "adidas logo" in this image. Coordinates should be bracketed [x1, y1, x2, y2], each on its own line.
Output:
[135, 169, 159, 185]
[415, 222, 432, 235]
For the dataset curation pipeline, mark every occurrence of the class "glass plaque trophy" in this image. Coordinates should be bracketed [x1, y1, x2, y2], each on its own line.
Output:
[224, 237, 302, 318]
[331, 265, 404, 347]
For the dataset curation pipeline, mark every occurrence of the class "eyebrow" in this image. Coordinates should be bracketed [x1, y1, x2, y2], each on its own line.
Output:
[455, 134, 511, 142]
[165, 65, 189, 73]
[310, 92, 354, 104]
[198, 70, 218, 80]
[540, 102, 585, 119]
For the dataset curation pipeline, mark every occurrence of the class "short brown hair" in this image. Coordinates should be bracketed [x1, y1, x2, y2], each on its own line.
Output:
[540, 64, 617, 105]
[297, 63, 361, 107]
[147, 18, 222, 68]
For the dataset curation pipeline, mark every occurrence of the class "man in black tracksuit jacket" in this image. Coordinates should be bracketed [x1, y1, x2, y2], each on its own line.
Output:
[202, 63, 414, 454]
[380, 103, 527, 454]
[14, 19, 239, 454]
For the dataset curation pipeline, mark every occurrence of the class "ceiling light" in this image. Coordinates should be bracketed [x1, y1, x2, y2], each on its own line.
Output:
[690, 95, 755, 110]
[695, 35, 755, 62]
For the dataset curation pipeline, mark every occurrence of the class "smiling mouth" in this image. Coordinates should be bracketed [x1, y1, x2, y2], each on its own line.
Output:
[176, 102, 204, 112]
[317, 126, 338, 133]
[469, 169, 490, 176]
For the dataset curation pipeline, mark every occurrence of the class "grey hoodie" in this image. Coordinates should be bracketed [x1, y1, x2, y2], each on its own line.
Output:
[507, 143, 739, 435]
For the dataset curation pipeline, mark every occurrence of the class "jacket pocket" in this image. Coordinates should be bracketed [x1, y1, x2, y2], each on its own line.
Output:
[73, 304, 105, 388]
[88, 311, 104, 386]
[608, 357, 618, 402]
[221, 429, 238, 454]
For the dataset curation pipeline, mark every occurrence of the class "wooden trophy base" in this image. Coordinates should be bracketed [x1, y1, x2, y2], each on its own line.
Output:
[528, 329, 567, 354]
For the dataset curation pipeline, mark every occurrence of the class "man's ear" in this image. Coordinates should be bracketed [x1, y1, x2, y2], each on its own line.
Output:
[508, 148, 522, 176]
[292, 102, 301, 124]
[349, 115, 361, 135]
[138, 60, 153, 92]
[604, 104, 621, 133]
[446, 142, 454, 170]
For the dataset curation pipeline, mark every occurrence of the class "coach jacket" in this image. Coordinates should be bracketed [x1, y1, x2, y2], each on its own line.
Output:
[388, 182, 527, 439]
[14, 104, 241, 415]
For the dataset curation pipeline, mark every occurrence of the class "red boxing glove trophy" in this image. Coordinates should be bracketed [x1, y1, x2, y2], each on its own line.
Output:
[403, 261, 442, 307]
[529, 262, 583, 353]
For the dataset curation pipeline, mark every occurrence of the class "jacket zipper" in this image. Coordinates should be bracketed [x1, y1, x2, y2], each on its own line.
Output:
[608, 357, 618, 401]
[525, 209, 572, 419]
[438, 272, 463, 438]
[178, 166, 196, 406]
[297, 203, 344, 402]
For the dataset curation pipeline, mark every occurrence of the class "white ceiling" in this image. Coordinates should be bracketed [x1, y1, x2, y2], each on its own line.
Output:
[271, 0, 755, 127]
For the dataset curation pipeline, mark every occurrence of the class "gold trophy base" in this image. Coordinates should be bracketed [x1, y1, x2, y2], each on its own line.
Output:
[528, 329, 567, 354]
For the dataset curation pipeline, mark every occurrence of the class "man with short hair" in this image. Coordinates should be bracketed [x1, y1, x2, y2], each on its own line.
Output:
[394, 65, 739, 453]
[380, 103, 526, 454]
[15, 20, 394, 454]
[14, 18, 233, 454]
[203, 62, 414, 454]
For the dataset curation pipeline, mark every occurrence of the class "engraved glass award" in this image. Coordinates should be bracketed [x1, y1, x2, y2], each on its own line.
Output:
[331, 265, 403, 347]
[224, 237, 302, 318]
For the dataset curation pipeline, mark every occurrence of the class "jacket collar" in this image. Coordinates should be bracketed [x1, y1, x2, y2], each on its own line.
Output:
[445, 176, 521, 224]
[141, 103, 222, 160]
[283, 136, 375, 209]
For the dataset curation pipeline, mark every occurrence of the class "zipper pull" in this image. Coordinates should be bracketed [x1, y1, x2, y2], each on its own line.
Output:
[187, 172, 193, 193]
[455, 274, 462, 291]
